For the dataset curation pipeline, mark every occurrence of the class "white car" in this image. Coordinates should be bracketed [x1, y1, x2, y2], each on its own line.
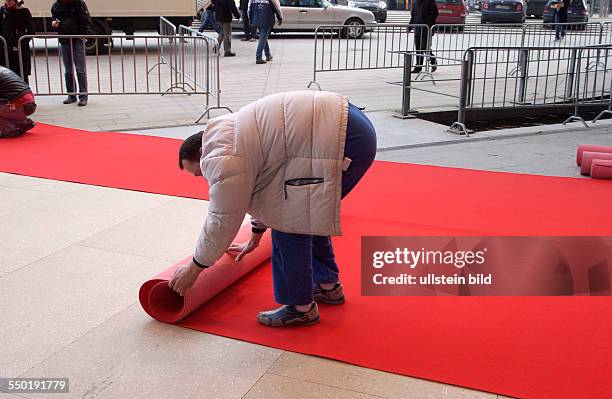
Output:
[236, 0, 377, 38]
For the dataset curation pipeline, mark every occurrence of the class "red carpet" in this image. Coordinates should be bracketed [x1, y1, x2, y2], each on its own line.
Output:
[0, 124, 210, 199]
[3, 124, 612, 398]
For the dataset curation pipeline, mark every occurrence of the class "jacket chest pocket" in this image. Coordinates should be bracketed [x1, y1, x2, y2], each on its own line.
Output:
[284, 178, 324, 199]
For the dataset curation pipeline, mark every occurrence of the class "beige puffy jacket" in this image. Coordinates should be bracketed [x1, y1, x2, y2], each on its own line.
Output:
[194, 91, 349, 266]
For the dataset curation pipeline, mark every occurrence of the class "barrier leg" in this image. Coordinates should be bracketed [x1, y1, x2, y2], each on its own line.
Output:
[393, 52, 416, 119]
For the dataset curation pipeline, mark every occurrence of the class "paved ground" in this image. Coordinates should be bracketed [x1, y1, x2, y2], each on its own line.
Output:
[0, 173, 517, 399]
[3, 24, 612, 399]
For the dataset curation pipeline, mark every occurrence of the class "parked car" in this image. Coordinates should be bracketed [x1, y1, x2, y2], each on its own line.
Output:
[232, 0, 376, 38]
[436, 0, 468, 25]
[480, 0, 526, 23]
[542, 0, 588, 24]
[332, 0, 387, 23]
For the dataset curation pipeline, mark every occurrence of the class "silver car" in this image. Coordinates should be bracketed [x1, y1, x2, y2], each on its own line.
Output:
[236, 0, 377, 38]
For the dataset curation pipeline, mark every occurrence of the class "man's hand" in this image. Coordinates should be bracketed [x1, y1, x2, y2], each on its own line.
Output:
[227, 232, 263, 262]
[168, 261, 204, 296]
[51, 19, 60, 29]
[277, 18, 283, 26]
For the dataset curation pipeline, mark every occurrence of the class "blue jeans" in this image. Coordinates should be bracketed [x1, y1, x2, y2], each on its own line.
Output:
[256, 25, 273, 60]
[60, 40, 87, 100]
[271, 104, 377, 305]
[200, 10, 222, 35]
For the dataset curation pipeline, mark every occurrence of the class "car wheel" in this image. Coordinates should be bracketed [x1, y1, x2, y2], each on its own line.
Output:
[342, 18, 365, 39]
[86, 18, 111, 55]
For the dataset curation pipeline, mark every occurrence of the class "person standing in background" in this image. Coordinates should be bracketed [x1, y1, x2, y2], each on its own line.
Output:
[550, 0, 570, 41]
[51, 0, 91, 106]
[249, 0, 282, 64]
[410, 0, 438, 74]
[240, 0, 256, 41]
[214, 0, 240, 57]
[0, 0, 35, 83]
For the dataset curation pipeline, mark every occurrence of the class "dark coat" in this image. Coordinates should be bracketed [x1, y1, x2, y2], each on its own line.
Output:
[51, 0, 92, 43]
[0, 5, 34, 77]
[411, 0, 438, 34]
[214, 0, 240, 22]
[249, 0, 282, 28]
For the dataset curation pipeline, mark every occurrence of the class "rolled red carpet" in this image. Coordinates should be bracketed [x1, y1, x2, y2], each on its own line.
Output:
[139, 225, 272, 323]
[576, 144, 612, 165]
[580, 151, 612, 175]
[591, 159, 612, 180]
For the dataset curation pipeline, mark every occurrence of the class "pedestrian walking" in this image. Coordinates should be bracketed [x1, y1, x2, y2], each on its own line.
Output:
[249, 0, 282, 64]
[199, 0, 222, 35]
[214, 0, 240, 57]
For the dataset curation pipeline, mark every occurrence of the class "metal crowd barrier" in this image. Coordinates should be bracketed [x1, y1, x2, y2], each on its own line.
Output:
[308, 24, 428, 90]
[564, 46, 612, 126]
[450, 45, 612, 134]
[430, 24, 524, 67]
[17, 32, 230, 123]
[310, 22, 609, 87]
[147, 16, 179, 88]
[0, 37, 9, 68]
[602, 21, 612, 48]
[178, 25, 232, 122]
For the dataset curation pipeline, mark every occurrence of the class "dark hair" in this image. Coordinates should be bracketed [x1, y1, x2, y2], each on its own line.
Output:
[178, 131, 204, 169]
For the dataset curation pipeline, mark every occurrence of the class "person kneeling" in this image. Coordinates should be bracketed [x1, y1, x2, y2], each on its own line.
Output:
[0, 66, 36, 138]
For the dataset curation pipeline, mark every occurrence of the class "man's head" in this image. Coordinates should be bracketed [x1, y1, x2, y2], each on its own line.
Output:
[5, 0, 18, 9]
[178, 131, 204, 177]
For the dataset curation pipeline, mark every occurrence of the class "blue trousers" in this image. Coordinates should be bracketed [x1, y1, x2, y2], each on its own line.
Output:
[256, 25, 273, 60]
[200, 10, 222, 35]
[60, 40, 87, 100]
[271, 104, 377, 305]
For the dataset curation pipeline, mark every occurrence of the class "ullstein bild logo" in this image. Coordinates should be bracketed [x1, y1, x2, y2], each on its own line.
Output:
[361, 236, 612, 296]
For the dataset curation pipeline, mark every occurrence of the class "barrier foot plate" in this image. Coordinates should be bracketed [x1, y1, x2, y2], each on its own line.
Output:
[563, 116, 589, 128]
[448, 122, 473, 136]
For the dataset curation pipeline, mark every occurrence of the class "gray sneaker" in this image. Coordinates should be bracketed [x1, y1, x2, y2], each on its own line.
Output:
[314, 283, 345, 305]
[257, 303, 320, 327]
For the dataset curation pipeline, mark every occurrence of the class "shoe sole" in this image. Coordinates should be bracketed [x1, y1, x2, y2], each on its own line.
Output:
[314, 296, 345, 305]
[258, 315, 320, 327]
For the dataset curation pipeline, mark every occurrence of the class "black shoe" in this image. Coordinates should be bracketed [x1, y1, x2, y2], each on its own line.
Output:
[77, 98, 88, 107]
[257, 303, 320, 327]
[224, 52, 236, 57]
[431, 64, 437, 73]
[256, 59, 266, 64]
[411, 67, 422, 74]
[266, 55, 273, 61]
[314, 283, 345, 305]
[63, 96, 77, 104]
